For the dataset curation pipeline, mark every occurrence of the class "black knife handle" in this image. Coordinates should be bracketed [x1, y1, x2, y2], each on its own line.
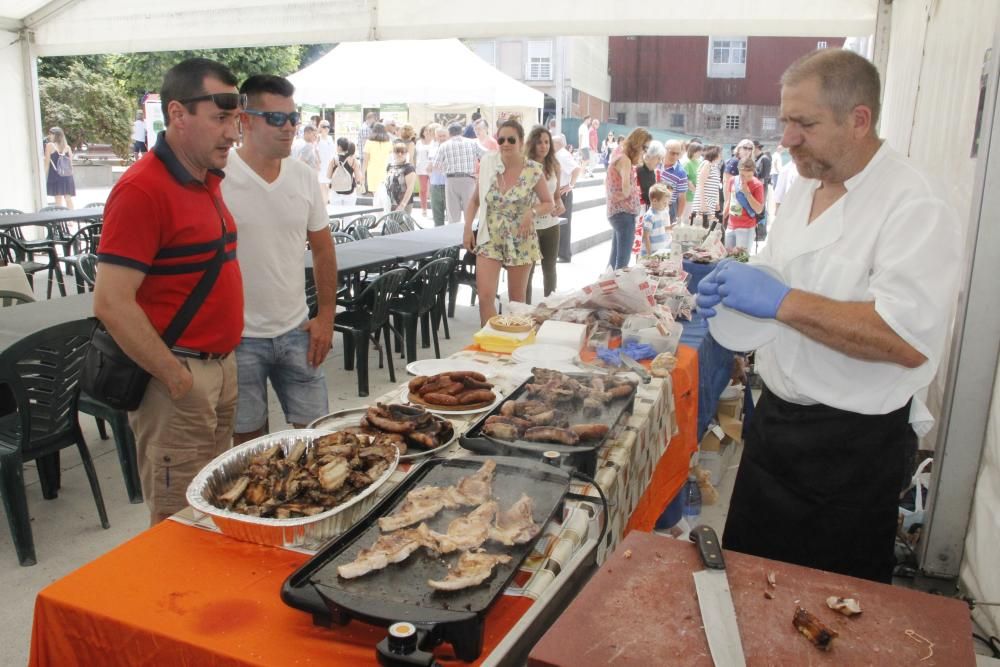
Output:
[690, 525, 726, 570]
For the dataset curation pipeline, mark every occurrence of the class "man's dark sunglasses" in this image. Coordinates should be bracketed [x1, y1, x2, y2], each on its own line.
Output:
[244, 109, 302, 127]
[498, 136, 518, 145]
[177, 93, 248, 111]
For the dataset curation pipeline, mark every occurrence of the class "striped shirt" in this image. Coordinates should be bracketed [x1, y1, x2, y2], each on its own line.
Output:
[641, 209, 671, 255]
[432, 137, 485, 176]
[658, 162, 688, 204]
[357, 122, 372, 160]
[696, 160, 722, 214]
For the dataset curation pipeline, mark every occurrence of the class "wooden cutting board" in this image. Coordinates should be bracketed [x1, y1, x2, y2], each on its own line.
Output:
[528, 531, 975, 666]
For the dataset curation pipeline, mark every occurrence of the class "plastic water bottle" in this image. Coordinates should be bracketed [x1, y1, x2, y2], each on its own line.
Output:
[683, 475, 702, 522]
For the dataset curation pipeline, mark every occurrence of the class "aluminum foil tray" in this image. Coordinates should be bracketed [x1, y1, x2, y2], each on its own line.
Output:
[185, 429, 399, 548]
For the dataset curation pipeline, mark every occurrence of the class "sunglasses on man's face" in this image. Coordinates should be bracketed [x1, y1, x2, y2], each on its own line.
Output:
[498, 136, 518, 145]
[394, 148, 407, 154]
[178, 92, 247, 111]
[244, 109, 302, 127]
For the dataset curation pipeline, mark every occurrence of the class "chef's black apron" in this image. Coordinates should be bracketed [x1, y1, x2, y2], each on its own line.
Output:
[722, 386, 916, 583]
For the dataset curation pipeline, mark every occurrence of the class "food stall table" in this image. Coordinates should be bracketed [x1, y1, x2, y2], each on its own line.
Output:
[29, 343, 692, 665]
[528, 530, 975, 666]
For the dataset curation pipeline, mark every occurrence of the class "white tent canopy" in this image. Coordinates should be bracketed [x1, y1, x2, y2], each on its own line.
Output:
[287, 39, 542, 109]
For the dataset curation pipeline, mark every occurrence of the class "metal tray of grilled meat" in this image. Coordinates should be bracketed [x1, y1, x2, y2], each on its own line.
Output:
[280, 455, 570, 662]
[459, 372, 636, 476]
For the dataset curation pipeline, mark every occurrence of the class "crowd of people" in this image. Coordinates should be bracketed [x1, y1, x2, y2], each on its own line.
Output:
[603, 128, 799, 270]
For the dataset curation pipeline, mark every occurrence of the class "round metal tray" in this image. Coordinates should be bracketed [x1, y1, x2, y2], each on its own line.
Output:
[308, 408, 456, 461]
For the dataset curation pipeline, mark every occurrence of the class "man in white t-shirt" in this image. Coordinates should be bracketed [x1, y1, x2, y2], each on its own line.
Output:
[316, 119, 336, 203]
[132, 110, 147, 160]
[221, 74, 337, 444]
[552, 133, 581, 262]
[576, 115, 592, 176]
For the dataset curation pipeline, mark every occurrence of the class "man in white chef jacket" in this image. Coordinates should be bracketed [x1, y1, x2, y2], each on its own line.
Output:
[696, 48, 962, 583]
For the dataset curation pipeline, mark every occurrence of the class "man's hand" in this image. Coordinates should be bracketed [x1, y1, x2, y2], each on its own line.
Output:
[711, 262, 791, 319]
[694, 259, 730, 318]
[302, 316, 334, 367]
[165, 363, 194, 400]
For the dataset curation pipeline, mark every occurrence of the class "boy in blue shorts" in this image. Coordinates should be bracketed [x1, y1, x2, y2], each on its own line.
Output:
[641, 183, 673, 256]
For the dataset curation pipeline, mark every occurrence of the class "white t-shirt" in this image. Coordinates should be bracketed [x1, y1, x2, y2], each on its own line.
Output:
[132, 120, 146, 143]
[555, 147, 579, 186]
[534, 172, 560, 231]
[316, 136, 336, 184]
[753, 142, 962, 415]
[415, 140, 435, 176]
[577, 124, 589, 151]
[222, 150, 330, 338]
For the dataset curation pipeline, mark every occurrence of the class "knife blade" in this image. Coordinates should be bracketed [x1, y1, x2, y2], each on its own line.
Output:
[691, 525, 746, 667]
[618, 350, 651, 383]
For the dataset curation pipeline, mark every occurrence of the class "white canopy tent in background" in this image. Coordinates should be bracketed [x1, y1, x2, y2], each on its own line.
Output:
[287, 39, 543, 133]
[2, 0, 1000, 640]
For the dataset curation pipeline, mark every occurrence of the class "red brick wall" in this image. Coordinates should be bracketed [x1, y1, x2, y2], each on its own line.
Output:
[571, 89, 610, 122]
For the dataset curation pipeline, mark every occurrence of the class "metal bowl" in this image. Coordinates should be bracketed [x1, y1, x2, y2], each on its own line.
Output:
[308, 408, 458, 461]
[185, 429, 399, 548]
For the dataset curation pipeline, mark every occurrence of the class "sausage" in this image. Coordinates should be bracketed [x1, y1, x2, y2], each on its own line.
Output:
[569, 423, 610, 441]
[365, 407, 416, 433]
[499, 401, 517, 417]
[455, 389, 495, 404]
[446, 370, 487, 383]
[408, 376, 427, 393]
[418, 374, 452, 395]
[405, 430, 439, 450]
[483, 422, 520, 440]
[523, 427, 580, 446]
[422, 392, 460, 406]
[434, 381, 467, 396]
[607, 384, 635, 399]
[527, 409, 556, 426]
[459, 375, 494, 390]
[485, 415, 533, 430]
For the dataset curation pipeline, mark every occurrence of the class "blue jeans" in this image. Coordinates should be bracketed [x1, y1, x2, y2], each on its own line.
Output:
[608, 211, 636, 270]
[234, 324, 329, 433]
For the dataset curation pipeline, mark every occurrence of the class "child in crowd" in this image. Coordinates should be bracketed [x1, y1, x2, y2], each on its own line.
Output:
[641, 183, 673, 257]
[726, 157, 764, 250]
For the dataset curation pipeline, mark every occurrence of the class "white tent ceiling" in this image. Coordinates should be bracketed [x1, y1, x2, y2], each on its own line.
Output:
[288, 39, 543, 108]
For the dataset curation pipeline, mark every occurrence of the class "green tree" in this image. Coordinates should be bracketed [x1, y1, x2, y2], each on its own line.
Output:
[40, 61, 132, 158]
[110, 46, 305, 99]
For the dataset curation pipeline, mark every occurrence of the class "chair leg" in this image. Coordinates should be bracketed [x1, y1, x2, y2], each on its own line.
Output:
[447, 276, 458, 318]
[36, 453, 61, 500]
[439, 295, 451, 340]
[392, 314, 404, 355]
[353, 330, 369, 397]
[0, 452, 37, 566]
[431, 311, 441, 359]
[75, 435, 110, 529]
[95, 417, 109, 440]
[342, 331, 355, 371]
[403, 314, 419, 364]
[110, 414, 143, 504]
[419, 313, 430, 349]
[383, 325, 397, 383]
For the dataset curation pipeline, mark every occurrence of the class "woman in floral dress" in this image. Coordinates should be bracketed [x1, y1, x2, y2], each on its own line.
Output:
[464, 119, 554, 325]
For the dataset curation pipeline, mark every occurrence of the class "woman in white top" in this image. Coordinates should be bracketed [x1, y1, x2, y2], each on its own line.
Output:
[524, 126, 566, 298]
[695, 144, 723, 228]
[414, 124, 437, 217]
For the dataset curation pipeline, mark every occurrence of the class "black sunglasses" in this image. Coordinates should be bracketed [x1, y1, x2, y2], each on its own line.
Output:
[244, 109, 301, 127]
[498, 136, 518, 145]
[178, 93, 247, 111]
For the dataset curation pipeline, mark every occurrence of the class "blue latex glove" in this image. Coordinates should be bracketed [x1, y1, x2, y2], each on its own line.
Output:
[714, 262, 791, 319]
[621, 340, 657, 361]
[596, 346, 623, 366]
[695, 259, 732, 318]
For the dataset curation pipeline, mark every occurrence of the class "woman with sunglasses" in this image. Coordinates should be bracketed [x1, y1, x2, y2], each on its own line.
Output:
[524, 125, 566, 298]
[605, 127, 652, 270]
[464, 119, 554, 325]
[385, 140, 416, 213]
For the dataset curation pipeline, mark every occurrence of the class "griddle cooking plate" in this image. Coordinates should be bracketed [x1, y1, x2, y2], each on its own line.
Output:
[460, 373, 636, 476]
[280, 456, 570, 662]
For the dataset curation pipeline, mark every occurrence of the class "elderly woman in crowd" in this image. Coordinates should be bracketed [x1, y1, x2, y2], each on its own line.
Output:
[605, 127, 651, 270]
[524, 125, 566, 298]
[637, 140, 664, 208]
[464, 119, 554, 325]
[363, 122, 392, 196]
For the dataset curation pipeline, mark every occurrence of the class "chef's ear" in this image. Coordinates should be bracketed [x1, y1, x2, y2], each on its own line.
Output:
[850, 104, 875, 139]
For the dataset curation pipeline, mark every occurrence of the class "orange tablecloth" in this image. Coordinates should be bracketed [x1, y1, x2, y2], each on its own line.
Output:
[29, 520, 532, 666]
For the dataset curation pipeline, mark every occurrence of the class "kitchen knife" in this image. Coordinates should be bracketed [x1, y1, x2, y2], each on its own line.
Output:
[618, 350, 651, 384]
[691, 525, 747, 667]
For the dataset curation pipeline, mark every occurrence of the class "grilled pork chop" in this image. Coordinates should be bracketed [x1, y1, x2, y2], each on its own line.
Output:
[489, 494, 541, 545]
[427, 550, 512, 591]
[420, 501, 498, 553]
[377, 485, 461, 532]
[336, 528, 429, 579]
[447, 460, 496, 505]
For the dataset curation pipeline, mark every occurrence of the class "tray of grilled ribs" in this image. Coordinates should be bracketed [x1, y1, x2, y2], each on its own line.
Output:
[460, 368, 637, 476]
[281, 456, 569, 662]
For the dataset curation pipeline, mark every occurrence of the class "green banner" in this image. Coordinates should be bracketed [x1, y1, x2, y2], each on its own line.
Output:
[335, 104, 362, 112]
[380, 103, 408, 111]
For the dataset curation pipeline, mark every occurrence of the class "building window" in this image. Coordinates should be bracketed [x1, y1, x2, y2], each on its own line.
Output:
[670, 113, 685, 128]
[762, 116, 777, 131]
[616, 112, 627, 125]
[467, 40, 496, 66]
[817, 40, 828, 49]
[571, 88, 579, 103]
[707, 37, 747, 78]
[705, 113, 721, 130]
[525, 40, 553, 81]
[637, 112, 650, 127]
[725, 114, 741, 130]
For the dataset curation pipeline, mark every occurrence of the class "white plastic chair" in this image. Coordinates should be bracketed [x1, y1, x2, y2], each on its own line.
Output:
[0, 264, 34, 301]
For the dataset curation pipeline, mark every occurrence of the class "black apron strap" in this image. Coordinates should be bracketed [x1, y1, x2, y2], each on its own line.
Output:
[722, 386, 916, 583]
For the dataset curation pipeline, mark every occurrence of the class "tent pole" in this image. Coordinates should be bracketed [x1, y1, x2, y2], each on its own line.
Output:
[20, 29, 44, 210]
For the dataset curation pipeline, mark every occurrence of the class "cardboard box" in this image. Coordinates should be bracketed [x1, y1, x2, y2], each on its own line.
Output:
[717, 396, 743, 420]
[699, 413, 743, 486]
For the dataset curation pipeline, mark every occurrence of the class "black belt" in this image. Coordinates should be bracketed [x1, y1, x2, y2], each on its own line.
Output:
[171, 346, 230, 360]
[446, 173, 473, 178]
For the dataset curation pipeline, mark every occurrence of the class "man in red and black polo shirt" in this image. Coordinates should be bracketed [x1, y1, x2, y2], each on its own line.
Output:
[95, 58, 244, 524]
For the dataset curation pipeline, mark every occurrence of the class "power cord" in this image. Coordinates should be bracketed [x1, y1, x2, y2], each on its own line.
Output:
[972, 633, 1000, 659]
[567, 468, 611, 549]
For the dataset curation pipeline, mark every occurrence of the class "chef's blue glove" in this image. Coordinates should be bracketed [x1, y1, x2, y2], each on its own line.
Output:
[596, 346, 623, 366]
[715, 262, 791, 319]
[695, 259, 731, 318]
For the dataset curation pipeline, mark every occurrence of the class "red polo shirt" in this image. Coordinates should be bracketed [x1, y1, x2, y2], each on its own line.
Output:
[98, 132, 243, 353]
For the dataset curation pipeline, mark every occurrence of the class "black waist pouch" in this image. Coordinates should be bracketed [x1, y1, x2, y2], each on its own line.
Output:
[80, 325, 151, 411]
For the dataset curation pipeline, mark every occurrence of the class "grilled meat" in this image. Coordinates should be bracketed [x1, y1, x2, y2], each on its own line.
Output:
[378, 485, 461, 532]
[489, 494, 540, 545]
[569, 423, 610, 441]
[793, 607, 839, 651]
[419, 501, 498, 553]
[337, 528, 431, 579]
[448, 459, 496, 505]
[523, 427, 580, 446]
[482, 422, 520, 441]
[427, 549, 512, 591]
